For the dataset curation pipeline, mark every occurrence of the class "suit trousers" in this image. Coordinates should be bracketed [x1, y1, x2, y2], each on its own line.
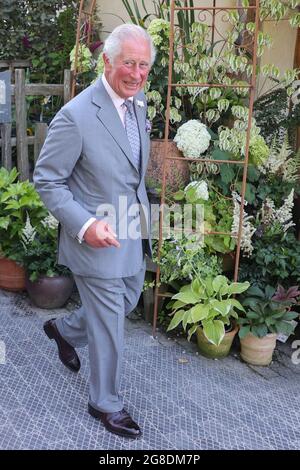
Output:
[55, 261, 146, 413]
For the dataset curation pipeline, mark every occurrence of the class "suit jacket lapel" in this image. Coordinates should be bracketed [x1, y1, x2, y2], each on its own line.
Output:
[92, 80, 139, 172]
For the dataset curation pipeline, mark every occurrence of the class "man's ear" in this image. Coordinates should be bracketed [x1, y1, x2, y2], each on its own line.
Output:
[103, 53, 110, 66]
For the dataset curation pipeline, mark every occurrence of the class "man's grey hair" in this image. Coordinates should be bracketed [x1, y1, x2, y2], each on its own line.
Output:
[103, 24, 156, 66]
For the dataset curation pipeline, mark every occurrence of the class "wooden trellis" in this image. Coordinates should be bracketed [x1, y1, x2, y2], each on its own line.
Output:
[152, 0, 260, 336]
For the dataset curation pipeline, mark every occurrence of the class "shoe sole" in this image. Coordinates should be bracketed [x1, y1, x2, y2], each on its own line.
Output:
[88, 404, 142, 439]
[44, 322, 80, 373]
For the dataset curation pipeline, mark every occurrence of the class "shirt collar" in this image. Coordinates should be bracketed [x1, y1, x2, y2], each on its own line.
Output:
[102, 74, 134, 107]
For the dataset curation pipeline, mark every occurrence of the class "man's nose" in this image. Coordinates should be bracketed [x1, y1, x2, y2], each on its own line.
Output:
[130, 65, 142, 79]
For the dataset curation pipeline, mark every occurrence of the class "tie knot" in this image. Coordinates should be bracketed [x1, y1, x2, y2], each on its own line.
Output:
[124, 99, 134, 112]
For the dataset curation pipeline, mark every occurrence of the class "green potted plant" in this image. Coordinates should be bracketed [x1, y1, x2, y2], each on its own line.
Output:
[21, 212, 74, 309]
[143, 230, 223, 323]
[238, 188, 300, 289]
[173, 179, 236, 257]
[167, 275, 250, 358]
[0, 168, 46, 291]
[238, 285, 299, 366]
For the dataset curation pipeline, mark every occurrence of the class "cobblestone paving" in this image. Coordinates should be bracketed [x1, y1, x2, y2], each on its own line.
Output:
[0, 288, 299, 450]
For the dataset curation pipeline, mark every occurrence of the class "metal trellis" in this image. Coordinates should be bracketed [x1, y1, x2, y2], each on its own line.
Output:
[152, 0, 260, 337]
[71, 0, 97, 98]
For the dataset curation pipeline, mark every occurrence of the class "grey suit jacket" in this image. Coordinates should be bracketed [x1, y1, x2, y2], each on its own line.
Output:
[33, 78, 152, 279]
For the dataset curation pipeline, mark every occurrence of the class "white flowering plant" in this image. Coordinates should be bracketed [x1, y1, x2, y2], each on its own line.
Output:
[236, 185, 300, 289]
[0, 168, 46, 264]
[258, 136, 300, 184]
[231, 192, 256, 258]
[231, 188, 296, 260]
[21, 212, 70, 282]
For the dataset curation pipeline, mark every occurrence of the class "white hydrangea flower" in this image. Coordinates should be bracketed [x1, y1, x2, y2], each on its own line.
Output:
[184, 180, 209, 201]
[174, 120, 211, 158]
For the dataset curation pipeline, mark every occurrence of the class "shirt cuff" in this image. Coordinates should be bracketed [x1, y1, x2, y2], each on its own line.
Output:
[77, 217, 96, 243]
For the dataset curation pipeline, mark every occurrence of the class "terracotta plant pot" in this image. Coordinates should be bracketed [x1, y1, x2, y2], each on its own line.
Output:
[196, 323, 238, 359]
[25, 274, 74, 309]
[240, 332, 277, 366]
[146, 140, 190, 191]
[0, 256, 26, 291]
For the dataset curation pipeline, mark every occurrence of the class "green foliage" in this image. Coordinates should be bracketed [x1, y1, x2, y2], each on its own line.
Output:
[173, 182, 236, 254]
[218, 121, 271, 167]
[260, 0, 300, 27]
[254, 88, 300, 149]
[0, 1, 77, 83]
[203, 189, 236, 254]
[0, 168, 47, 263]
[239, 231, 300, 289]
[210, 135, 300, 209]
[167, 275, 249, 346]
[153, 235, 222, 288]
[0, 1, 79, 126]
[21, 215, 70, 281]
[238, 285, 299, 338]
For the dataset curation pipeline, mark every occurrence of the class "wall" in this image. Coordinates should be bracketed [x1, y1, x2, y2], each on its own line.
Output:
[97, 0, 236, 37]
[257, 19, 297, 98]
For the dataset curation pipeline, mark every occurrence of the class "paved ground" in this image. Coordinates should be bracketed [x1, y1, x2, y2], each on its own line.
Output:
[0, 287, 300, 450]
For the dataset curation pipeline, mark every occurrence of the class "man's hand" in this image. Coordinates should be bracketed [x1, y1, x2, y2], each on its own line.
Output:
[83, 220, 120, 248]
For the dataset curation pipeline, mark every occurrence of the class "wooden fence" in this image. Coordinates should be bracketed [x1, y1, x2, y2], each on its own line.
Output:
[0, 68, 72, 180]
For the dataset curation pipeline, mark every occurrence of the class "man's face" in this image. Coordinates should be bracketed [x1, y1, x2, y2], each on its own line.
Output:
[104, 38, 151, 99]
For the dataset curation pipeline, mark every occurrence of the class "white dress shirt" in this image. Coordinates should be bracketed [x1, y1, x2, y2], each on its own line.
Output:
[77, 75, 134, 242]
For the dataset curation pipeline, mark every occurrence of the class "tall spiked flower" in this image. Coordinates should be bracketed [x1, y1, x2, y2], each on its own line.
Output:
[21, 213, 36, 249]
[41, 213, 59, 230]
[231, 192, 256, 257]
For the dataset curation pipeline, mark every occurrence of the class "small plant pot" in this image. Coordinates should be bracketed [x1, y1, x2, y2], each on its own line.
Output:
[146, 140, 190, 191]
[240, 332, 277, 366]
[25, 274, 74, 309]
[196, 324, 238, 359]
[0, 257, 26, 291]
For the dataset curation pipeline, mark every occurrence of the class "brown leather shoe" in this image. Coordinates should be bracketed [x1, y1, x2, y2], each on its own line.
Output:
[88, 404, 141, 439]
[44, 319, 80, 373]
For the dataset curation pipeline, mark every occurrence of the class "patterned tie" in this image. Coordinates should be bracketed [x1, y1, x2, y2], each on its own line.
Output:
[124, 99, 141, 170]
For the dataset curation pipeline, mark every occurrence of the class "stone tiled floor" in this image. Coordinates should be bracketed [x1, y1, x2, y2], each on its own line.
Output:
[0, 288, 300, 450]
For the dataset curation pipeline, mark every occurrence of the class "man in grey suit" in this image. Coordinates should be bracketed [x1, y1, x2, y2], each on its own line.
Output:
[33, 24, 156, 439]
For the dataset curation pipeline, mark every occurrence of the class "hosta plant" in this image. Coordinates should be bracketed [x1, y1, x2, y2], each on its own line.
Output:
[167, 275, 250, 346]
[238, 285, 299, 339]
